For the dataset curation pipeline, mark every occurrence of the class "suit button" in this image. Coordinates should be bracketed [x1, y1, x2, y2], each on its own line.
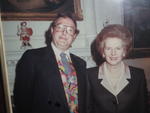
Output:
[112, 100, 117, 105]
[54, 102, 61, 107]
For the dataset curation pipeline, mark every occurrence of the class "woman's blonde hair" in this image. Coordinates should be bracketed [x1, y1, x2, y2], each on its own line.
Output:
[95, 24, 132, 57]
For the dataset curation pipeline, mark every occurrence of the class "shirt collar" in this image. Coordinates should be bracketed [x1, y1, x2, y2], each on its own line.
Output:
[51, 42, 70, 60]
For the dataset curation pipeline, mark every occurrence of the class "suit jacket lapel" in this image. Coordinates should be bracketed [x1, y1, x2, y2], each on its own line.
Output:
[98, 64, 131, 96]
[101, 75, 129, 96]
[98, 66, 114, 94]
[116, 75, 129, 95]
[43, 46, 69, 110]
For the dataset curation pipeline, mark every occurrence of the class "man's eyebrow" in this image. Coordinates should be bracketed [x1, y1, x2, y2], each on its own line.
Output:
[56, 23, 75, 28]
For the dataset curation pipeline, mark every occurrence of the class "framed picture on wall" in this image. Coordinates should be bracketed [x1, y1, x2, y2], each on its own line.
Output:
[123, 0, 150, 58]
[1, 0, 83, 21]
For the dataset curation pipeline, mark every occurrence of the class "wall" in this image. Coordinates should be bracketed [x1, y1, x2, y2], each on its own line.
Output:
[1, 0, 150, 94]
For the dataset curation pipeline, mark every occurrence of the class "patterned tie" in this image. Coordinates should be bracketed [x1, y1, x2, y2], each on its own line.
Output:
[60, 52, 78, 113]
[60, 53, 72, 75]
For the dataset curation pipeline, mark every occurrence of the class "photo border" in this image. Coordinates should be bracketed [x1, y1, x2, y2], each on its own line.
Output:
[0, 19, 13, 113]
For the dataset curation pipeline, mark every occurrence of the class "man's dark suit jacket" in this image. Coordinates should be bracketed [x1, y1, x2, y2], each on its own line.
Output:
[13, 45, 88, 113]
[87, 66, 149, 113]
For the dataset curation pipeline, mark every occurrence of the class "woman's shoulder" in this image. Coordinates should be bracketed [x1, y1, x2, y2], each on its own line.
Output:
[87, 66, 99, 72]
[87, 66, 99, 78]
[129, 66, 144, 73]
[129, 66, 145, 79]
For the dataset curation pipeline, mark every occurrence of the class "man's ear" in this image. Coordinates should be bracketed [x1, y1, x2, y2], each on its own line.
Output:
[51, 27, 54, 34]
[73, 29, 79, 40]
[72, 33, 77, 41]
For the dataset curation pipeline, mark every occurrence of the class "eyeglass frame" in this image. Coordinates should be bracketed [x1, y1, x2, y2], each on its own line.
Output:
[54, 24, 77, 35]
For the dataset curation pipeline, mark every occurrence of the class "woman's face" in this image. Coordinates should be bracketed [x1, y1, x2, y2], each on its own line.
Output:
[103, 37, 126, 66]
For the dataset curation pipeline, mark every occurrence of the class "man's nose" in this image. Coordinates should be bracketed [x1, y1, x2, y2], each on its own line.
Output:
[62, 28, 67, 35]
[111, 49, 116, 55]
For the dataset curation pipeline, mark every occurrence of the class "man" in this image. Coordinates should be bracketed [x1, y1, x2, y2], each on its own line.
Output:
[13, 13, 88, 113]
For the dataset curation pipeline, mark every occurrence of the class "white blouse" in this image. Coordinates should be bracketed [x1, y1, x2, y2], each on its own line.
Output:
[98, 62, 131, 96]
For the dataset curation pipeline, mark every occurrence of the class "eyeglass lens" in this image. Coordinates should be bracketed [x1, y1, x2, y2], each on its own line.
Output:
[55, 24, 75, 35]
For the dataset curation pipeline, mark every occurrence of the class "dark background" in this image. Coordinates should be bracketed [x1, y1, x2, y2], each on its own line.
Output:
[123, 0, 150, 58]
[0, 62, 7, 113]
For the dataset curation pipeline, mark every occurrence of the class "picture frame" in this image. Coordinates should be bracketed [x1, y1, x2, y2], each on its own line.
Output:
[1, 0, 83, 21]
[0, 20, 13, 113]
[123, 0, 150, 58]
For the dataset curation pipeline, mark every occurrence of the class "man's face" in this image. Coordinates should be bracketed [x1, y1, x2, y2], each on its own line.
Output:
[51, 17, 77, 51]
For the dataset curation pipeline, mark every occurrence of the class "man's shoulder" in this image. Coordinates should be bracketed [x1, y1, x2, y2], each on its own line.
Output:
[20, 46, 50, 60]
[23, 46, 48, 55]
[70, 53, 86, 63]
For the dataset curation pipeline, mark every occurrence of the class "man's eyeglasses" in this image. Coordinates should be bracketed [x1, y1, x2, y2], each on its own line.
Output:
[54, 24, 76, 35]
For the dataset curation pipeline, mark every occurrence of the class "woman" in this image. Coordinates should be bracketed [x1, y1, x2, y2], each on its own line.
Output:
[87, 24, 149, 113]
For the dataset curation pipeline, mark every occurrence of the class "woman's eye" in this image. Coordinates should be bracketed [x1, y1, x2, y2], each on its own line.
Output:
[116, 47, 123, 50]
